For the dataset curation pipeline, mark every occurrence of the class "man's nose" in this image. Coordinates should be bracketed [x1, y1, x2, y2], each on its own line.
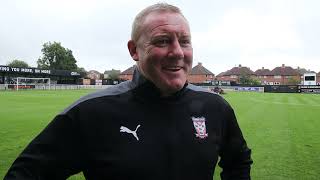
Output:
[168, 39, 184, 59]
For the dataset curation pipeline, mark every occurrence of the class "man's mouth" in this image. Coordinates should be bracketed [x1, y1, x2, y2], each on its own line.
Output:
[163, 66, 183, 72]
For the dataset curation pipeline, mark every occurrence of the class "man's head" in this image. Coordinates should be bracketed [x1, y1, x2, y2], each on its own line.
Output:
[128, 3, 193, 96]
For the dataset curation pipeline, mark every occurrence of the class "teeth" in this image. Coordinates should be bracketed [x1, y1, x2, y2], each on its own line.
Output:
[166, 66, 181, 69]
[163, 66, 182, 72]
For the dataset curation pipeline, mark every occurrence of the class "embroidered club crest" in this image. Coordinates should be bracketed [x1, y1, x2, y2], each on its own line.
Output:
[192, 117, 208, 139]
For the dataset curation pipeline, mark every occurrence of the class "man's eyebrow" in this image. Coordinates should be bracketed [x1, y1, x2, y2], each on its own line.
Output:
[149, 24, 171, 32]
[151, 34, 170, 38]
[180, 34, 191, 37]
[178, 34, 191, 39]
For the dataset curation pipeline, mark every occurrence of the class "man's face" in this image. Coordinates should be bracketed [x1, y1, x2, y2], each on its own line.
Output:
[129, 11, 193, 96]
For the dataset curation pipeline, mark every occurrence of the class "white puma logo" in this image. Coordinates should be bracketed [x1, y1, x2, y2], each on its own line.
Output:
[120, 125, 141, 141]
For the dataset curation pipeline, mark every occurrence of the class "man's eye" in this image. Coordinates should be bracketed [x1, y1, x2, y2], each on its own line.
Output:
[153, 39, 170, 46]
[180, 39, 191, 47]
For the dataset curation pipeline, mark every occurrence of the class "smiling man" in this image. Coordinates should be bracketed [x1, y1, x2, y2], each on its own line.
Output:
[5, 3, 252, 180]
[128, 7, 193, 96]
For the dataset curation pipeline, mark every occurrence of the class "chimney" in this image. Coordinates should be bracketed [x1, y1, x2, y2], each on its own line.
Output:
[239, 64, 242, 68]
[297, 66, 300, 70]
[282, 64, 285, 68]
[198, 62, 202, 66]
[262, 67, 264, 70]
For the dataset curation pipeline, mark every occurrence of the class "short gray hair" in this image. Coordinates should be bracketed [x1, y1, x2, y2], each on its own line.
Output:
[131, 3, 187, 42]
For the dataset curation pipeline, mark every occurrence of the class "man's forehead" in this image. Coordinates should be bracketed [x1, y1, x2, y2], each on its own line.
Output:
[142, 11, 190, 34]
[142, 11, 189, 29]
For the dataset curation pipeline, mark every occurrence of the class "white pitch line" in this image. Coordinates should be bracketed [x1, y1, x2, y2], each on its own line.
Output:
[248, 98, 320, 107]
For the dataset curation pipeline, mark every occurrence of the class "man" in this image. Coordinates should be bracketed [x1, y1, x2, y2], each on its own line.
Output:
[5, 3, 252, 179]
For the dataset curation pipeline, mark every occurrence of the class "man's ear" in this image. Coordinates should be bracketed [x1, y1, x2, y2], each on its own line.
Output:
[128, 40, 139, 61]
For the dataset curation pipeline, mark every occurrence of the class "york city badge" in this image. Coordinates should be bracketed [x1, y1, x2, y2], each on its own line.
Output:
[192, 117, 208, 139]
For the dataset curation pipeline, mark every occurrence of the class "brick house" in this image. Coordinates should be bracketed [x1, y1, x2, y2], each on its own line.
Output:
[255, 67, 273, 85]
[187, 62, 214, 84]
[87, 70, 102, 80]
[269, 64, 300, 85]
[119, 65, 135, 81]
[215, 71, 233, 86]
[215, 65, 255, 84]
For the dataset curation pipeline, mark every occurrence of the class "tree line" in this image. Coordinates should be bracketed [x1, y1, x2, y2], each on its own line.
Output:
[6, 41, 87, 77]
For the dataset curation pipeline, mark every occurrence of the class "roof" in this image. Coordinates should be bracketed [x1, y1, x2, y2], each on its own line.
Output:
[104, 69, 121, 74]
[271, 64, 299, 76]
[189, 63, 214, 75]
[223, 65, 255, 76]
[255, 67, 272, 76]
[120, 65, 135, 75]
[295, 67, 316, 75]
[216, 71, 226, 77]
[88, 70, 101, 74]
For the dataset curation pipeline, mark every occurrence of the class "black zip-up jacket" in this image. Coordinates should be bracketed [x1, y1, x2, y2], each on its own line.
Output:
[5, 69, 252, 180]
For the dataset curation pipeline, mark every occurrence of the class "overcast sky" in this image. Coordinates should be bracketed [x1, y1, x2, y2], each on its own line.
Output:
[1, 0, 319, 74]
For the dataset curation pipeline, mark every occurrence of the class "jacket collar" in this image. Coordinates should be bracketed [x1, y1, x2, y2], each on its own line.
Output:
[131, 67, 188, 101]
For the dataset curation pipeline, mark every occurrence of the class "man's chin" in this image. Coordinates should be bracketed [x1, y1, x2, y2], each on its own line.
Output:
[161, 79, 186, 95]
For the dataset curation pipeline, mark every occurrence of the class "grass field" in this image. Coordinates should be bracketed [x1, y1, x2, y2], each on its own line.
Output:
[1, 90, 320, 179]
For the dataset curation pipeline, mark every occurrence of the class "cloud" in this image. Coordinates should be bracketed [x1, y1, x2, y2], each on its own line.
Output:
[194, 8, 301, 50]
[192, 7, 305, 73]
[0, 0, 319, 74]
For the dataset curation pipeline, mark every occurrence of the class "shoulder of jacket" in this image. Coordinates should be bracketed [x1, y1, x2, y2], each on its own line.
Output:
[60, 81, 134, 114]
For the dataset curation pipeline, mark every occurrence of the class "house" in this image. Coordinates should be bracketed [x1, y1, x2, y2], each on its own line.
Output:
[255, 67, 273, 85]
[119, 65, 135, 81]
[87, 70, 102, 80]
[187, 62, 214, 84]
[317, 72, 320, 85]
[215, 64, 255, 84]
[215, 71, 232, 86]
[269, 64, 300, 85]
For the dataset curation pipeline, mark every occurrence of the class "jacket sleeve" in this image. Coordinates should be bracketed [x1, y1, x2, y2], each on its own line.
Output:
[218, 105, 253, 180]
[4, 113, 84, 180]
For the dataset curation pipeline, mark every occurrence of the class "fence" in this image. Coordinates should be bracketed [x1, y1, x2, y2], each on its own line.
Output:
[202, 85, 320, 94]
[201, 86, 265, 93]
[3, 84, 318, 93]
[0, 84, 113, 90]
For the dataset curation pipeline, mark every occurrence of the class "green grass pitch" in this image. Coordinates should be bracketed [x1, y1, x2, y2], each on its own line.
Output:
[1, 90, 320, 179]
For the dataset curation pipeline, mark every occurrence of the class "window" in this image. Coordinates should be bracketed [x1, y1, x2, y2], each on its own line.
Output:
[230, 75, 237, 78]
[305, 76, 315, 81]
[274, 75, 281, 79]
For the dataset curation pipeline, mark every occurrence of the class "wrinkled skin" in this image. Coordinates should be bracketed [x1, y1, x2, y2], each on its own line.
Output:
[128, 11, 193, 96]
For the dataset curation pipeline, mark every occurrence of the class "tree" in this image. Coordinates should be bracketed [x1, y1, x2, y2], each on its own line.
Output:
[37, 41, 78, 70]
[239, 74, 251, 85]
[287, 77, 301, 85]
[104, 69, 120, 80]
[239, 74, 261, 85]
[77, 67, 87, 78]
[250, 78, 262, 85]
[7, 59, 29, 68]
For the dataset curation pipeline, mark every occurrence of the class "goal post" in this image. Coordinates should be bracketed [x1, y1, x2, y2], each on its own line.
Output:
[16, 77, 51, 90]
